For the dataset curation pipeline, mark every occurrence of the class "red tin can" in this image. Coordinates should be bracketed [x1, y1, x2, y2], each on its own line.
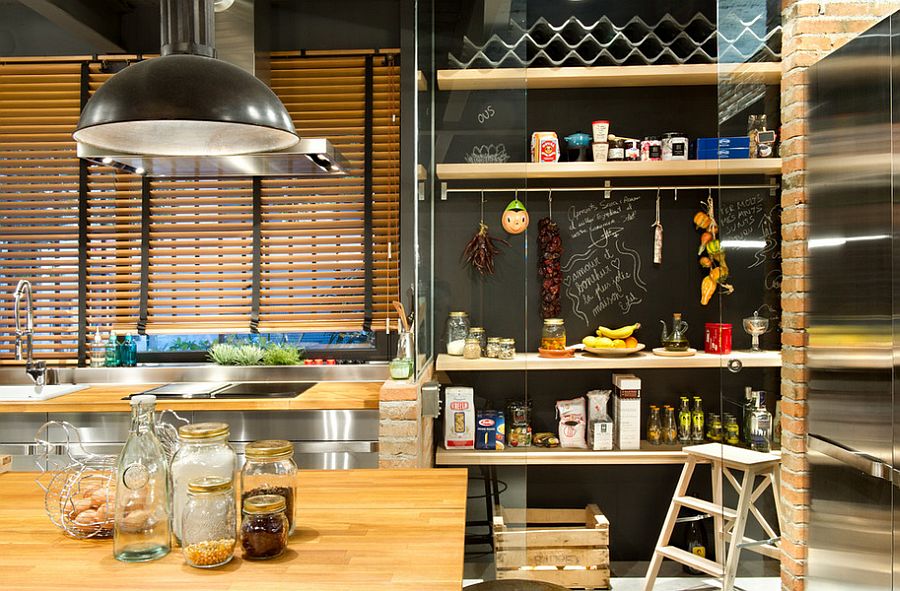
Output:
[704, 323, 732, 355]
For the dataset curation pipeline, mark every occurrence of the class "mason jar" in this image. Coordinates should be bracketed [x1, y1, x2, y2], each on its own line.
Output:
[240, 494, 289, 560]
[241, 440, 297, 534]
[540, 318, 566, 351]
[485, 337, 502, 359]
[467, 327, 486, 354]
[445, 311, 470, 356]
[498, 338, 516, 360]
[170, 422, 236, 545]
[181, 477, 236, 568]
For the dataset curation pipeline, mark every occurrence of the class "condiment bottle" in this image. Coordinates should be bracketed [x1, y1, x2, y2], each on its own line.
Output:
[240, 494, 289, 560]
[90, 326, 105, 368]
[104, 330, 119, 367]
[691, 396, 705, 443]
[677, 397, 691, 444]
[662, 405, 678, 445]
[646, 405, 661, 446]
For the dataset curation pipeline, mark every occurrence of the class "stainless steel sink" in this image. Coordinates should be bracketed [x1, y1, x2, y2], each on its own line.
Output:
[123, 382, 316, 400]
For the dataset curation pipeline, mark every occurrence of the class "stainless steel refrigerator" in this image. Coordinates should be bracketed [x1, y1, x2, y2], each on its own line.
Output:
[807, 12, 897, 591]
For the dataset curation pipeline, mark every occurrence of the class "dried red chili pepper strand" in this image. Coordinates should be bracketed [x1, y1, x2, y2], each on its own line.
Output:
[537, 217, 563, 318]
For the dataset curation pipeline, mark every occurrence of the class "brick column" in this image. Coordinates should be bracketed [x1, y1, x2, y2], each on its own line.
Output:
[378, 364, 435, 468]
[780, 3, 900, 590]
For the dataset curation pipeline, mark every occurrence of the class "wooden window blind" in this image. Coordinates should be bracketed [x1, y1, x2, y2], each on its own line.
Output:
[0, 62, 82, 361]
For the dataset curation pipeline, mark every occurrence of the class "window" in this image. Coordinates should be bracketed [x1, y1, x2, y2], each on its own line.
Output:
[0, 52, 401, 363]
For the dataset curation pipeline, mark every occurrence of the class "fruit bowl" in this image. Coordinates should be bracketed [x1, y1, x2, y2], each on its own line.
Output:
[583, 344, 646, 356]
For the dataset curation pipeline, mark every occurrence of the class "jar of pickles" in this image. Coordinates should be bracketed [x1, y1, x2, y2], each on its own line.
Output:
[498, 338, 516, 360]
[468, 327, 486, 354]
[463, 338, 482, 360]
[540, 318, 566, 351]
[485, 337, 502, 358]
[445, 312, 470, 356]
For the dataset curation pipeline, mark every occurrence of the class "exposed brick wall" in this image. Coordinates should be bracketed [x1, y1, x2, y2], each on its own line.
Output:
[378, 364, 435, 468]
[780, 3, 900, 590]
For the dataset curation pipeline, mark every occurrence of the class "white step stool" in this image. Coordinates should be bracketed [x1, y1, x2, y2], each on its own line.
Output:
[643, 443, 783, 591]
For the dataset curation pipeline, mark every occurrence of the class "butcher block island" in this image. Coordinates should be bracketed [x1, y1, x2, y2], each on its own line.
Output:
[0, 469, 467, 591]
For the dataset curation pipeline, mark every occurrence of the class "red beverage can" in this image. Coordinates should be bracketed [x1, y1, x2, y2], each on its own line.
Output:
[704, 323, 732, 355]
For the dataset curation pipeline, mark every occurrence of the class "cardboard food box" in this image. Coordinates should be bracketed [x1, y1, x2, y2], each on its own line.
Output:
[591, 419, 614, 451]
[612, 374, 641, 450]
[444, 386, 475, 449]
[475, 410, 505, 450]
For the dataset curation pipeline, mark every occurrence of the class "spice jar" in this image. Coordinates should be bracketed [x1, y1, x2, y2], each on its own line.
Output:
[445, 312, 470, 356]
[240, 494, 289, 560]
[485, 337, 502, 359]
[468, 327, 487, 354]
[170, 422, 236, 545]
[540, 318, 566, 351]
[608, 139, 625, 161]
[463, 338, 482, 360]
[498, 338, 516, 360]
[241, 440, 297, 535]
[181, 477, 236, 568]
[662, 132, 688, 161]
[641, 136, 662, 161]
[624, 139, 641, 161]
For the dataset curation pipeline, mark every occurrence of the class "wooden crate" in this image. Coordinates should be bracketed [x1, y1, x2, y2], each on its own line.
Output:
[493, 504, 610, 590]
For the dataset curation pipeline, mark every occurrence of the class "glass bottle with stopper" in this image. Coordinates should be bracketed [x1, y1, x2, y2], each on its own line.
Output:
[660, 313, 689, 351]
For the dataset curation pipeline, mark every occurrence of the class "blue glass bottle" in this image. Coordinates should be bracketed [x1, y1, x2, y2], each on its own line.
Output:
[105, 331, 119, 367]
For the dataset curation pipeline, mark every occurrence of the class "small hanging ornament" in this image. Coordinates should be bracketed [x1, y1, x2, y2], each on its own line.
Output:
[651, 189, 663, 265]
[502, 197, 529, 234]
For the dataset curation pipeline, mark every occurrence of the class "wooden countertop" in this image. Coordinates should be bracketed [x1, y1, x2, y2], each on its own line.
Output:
[0, 382, 381, 413]
[0, 469, 468, 590]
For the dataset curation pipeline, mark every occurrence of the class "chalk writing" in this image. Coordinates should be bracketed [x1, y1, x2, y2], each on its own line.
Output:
[752, 204, 782, 268]
[562, 196, 647, 327]
[719, 194, 765, 242]
[464, 144, 510, 164]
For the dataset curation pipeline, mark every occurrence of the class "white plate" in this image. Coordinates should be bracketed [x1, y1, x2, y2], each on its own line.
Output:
[583, 344, 645, 356]
[651, 347, 697, 357]
[0, 384, 89, 401]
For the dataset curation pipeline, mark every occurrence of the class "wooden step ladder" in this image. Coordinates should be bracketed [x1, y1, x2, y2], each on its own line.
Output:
[643, 443, 783, 591]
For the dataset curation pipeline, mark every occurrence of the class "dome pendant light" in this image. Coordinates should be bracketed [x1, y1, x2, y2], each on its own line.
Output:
[73, 0, 299, 156]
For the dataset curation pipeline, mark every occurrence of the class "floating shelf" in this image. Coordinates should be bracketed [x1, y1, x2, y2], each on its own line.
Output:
[435, 350, 781, 372]
[435, 441, 688, 466]
[436, 159, 782, 181]
[437, 63, 782, 91]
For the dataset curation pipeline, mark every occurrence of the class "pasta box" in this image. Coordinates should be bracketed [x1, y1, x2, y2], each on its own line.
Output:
[696, 136, 751, 160]
[475, 410, 505, 450]
[444, 386, 475, 449]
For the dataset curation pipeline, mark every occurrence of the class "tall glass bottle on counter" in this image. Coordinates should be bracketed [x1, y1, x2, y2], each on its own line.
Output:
[114, 394, 171, 562]
[677, 397, 691, 444]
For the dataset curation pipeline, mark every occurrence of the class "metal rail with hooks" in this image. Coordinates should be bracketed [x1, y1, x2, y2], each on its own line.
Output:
[440, 179, 779, 200]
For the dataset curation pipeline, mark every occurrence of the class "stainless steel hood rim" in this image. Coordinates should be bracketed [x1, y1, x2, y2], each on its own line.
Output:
[74, 54, 299, 156]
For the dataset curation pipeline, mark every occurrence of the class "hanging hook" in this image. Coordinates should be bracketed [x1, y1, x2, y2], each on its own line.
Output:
[651, 189, 661, 228]
[480, 190, 485, 224]
[674, 187, 678, 202]
[548, 189, 553, 219]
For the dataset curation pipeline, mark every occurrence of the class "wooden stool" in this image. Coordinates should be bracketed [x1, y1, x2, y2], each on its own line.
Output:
[643, 443, 782, 591]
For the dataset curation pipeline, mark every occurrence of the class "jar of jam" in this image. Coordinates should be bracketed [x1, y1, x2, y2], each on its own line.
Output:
[623, 139, 641, 161]
[608, 139, 625, 161]
[540, 318, 566, 350]
[641, 136, 662, 161]
[240, 494, 289, 560]
[485, 337, 502, 358]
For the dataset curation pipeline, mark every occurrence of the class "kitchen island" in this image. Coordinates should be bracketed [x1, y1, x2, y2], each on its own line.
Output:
[0, 468, 467, 590]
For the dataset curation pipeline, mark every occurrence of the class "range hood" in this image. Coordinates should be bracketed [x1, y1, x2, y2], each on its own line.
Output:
[73, 0, 348, 178]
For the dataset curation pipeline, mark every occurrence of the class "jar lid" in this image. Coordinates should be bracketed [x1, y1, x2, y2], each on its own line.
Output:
[543, 318, 564, 325]
[187, 476, 232, 494]
[499, 338, 516, 345]
[624, 139, 640, 147]
[643, 136, 659, 141]
[243, 494, 286, 514]
[487, 337, 501, 343]
[245, 439, 294, 459]
[178, 422, 229, 441]
[468, 327, 485, 334]
[465, 337, 481, 343]
[449, 311, 468, 318]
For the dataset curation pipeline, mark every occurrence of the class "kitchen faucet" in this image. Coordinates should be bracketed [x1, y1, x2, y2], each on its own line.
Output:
[13, 279, 46, 387]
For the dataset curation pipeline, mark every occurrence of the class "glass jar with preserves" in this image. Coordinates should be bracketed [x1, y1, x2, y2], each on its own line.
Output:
[540, 318, 566, 351]
[498, 338, 516, 360]
[463, 337, 482, 360]
[608, 139, 625, 161]
[507, 400, 533, 447]
[181, 477, 236, 568]
[241, 440, 297, 535]
[624, 139, 641, 161]
[240, 494, 289, 560]
[445, 312, 470, 356]
[170, 422, 236, 545]
[468, 327, 487, 354]
[641, 136, 662, 161]
[485, 337, 502, 359]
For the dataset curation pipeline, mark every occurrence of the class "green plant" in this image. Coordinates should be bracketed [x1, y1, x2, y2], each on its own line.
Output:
[233, 344, 265, 366]
[168, 337, 211, 352]
[207, 343, 242, 365]
[261, 343, 302, 366]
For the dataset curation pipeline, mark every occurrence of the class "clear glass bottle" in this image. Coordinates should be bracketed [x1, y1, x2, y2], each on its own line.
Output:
[691, 396, 705, 443]
[750, 390, 773, 452]
[646, 405, 661, 446]
[181, 477, 236, 568]
[390, 328, 414, 380]
[662, 405, 678, 445]
[170, 422, 236, 545]
[89, 326, 105, 368]
[114, 394, 170, 562]
[743, 387, 756, 446]
[724, 414, 740, 446]
[240, 494, 289, 560]
[241, 440, 297, 535]
[677, 397, 691, 444]
[468, 327, 486, 354]
[540, 318, 566, 351]
[104, 330, 119, 367]
[445, 312, 470, 356]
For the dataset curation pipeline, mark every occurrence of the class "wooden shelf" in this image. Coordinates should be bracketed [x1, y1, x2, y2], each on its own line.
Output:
[437, 63, 782, 91]
[435, 350, 781, 372]
[435, 441, 688, 466]
[417, 70, 427, 91]
[436, 159, 781, 180]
